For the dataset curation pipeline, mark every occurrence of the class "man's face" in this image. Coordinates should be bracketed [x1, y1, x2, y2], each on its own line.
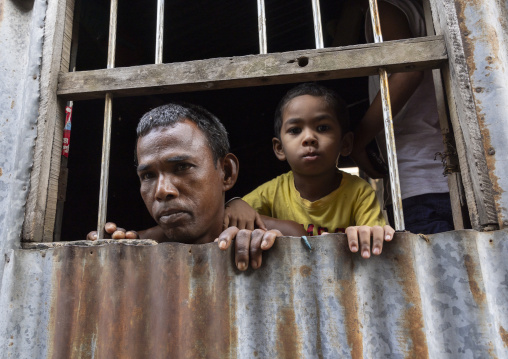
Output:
[136, 120, 226, 244]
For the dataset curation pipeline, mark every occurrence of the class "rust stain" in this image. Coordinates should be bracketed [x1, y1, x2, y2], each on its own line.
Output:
[392, 235, 429, 358]
[10, 100, 14, 109]
[299, 265, 312, 278]
[336, 236, 363, 359]
[0, 168, 2, 177]
[463, 254, 486, 306]
[276, 307, 302, 357]
[455, 0, 504, 226]
[500, 326, 508, 348]
[49, 243, 234, 358]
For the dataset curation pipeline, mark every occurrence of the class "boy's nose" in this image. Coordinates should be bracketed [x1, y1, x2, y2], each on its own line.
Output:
[302, 132, 318, 146]
[155, 175, 179, 200]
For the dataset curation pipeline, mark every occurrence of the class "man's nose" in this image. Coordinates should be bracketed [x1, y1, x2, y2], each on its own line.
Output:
[302, 130, 318, 146]
[155, 175, 179, 200]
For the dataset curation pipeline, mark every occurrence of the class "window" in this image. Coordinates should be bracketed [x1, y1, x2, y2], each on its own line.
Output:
[22, 0, 500, 242]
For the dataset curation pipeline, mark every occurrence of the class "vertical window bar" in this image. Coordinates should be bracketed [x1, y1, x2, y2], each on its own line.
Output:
[368, 0, 405, 230]
[97, 0, 118, 239]
[156, 0, 164, 64]
[257, 0, 267, 54]
[311, 0, 324, 49]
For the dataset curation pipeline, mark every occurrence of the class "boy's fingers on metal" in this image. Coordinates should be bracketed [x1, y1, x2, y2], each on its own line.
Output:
[235, 229, 252, 271]
[249, 229, 264, 269]
[346, 227, 359, 252]
[358, 226, 371, 258]
[384, 225, 395, 241]
[371, 225, 384, 255]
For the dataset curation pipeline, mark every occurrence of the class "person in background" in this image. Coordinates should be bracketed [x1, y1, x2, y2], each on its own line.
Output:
[332, 0, 454, 234]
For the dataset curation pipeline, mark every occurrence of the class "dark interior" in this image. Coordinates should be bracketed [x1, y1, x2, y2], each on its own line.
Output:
[61, 0, 373, 240]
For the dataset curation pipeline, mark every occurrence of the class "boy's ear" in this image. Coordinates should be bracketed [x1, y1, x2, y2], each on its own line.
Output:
[221, 153, 239, 191]
[272, 137, 286, 161]
[340, 132, 354, 156]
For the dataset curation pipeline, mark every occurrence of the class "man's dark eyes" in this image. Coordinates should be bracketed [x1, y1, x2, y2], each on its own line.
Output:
[140, 172, 154, 181]
[175, 163, 193, 172]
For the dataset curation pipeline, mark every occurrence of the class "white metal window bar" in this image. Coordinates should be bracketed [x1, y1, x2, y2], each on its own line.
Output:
[156, 0, 165, 64]
[368, 0, 405, 231]
[311, 0, 324, 49]
[97, 0, 118, 239]
[257, 0, 267, 54]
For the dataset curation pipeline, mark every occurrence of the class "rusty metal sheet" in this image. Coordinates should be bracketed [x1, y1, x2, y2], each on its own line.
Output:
[454, 0, 508, 228]
[0, 0, 47, 282]
[2, 230, 508, 358]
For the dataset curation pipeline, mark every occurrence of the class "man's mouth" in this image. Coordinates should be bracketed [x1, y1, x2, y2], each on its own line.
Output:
[158, 209, 189, 225]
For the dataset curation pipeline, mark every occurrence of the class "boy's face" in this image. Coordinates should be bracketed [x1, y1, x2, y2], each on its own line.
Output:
[273, 95, 353, 177]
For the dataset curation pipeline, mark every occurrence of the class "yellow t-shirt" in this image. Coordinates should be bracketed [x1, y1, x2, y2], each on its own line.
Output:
[243, 171, 385, 235]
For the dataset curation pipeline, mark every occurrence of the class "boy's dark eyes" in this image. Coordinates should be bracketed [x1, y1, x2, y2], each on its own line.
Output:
[317, 124, 330, 132]
[287, 127, 302, 135]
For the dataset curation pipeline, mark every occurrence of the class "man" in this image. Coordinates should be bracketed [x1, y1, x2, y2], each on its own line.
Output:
[87, 102, 305, 270]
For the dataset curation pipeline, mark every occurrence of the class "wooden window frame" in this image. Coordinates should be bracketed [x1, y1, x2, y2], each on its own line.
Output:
[22, 0, 500, 242]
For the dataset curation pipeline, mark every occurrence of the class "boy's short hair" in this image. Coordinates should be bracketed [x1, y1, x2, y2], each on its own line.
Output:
[274, 83, 350, 139]
[135, 102, 230, 165]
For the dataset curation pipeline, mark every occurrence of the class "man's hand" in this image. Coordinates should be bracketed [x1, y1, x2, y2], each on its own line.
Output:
[224, 198, 266, 231]
[215, 227, 282, 271]
[345, 225, 394, 258]
[86, 222, 139, 241]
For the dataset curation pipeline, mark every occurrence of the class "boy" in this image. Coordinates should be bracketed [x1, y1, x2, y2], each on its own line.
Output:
[224, 83, 394, 258]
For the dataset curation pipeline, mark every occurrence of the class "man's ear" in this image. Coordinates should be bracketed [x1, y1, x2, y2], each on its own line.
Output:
[221, 153, 239, 191]
[340, 132, 354, 156]
[272, 137, 286, 161]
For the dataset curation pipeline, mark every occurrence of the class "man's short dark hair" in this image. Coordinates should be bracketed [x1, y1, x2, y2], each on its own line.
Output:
[274, 83, 350, 139]
[135, 102, 230, 165]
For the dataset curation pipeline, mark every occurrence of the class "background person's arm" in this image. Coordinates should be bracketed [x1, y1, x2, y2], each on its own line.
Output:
[351, 1, 424, 178]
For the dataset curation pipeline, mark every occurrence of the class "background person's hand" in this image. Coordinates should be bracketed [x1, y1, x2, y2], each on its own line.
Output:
[345, 225, 394, 258]
[86, 222, 139, 241]
[215, 227, 281, 271]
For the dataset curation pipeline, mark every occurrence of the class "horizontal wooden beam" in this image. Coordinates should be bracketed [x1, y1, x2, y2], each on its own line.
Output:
[57, 36, 447, 101]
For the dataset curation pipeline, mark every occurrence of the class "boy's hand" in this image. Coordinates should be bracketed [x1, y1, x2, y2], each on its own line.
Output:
[345, 225, 394, 258]
[215, 227, 282, 271]
[86, 222, 139, 240]
[224, 198, 267, 231]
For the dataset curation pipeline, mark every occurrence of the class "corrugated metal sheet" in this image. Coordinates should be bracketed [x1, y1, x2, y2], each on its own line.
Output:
[0, 0, 46, 280]
[1, 230, 508, 358]
[454, 0, 508, 227]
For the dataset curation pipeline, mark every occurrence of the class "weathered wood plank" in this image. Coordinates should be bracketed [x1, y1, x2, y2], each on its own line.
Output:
[429, 0, 499, 230]
[57, 36, 447, 101]
[23, 0, 74, 242]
